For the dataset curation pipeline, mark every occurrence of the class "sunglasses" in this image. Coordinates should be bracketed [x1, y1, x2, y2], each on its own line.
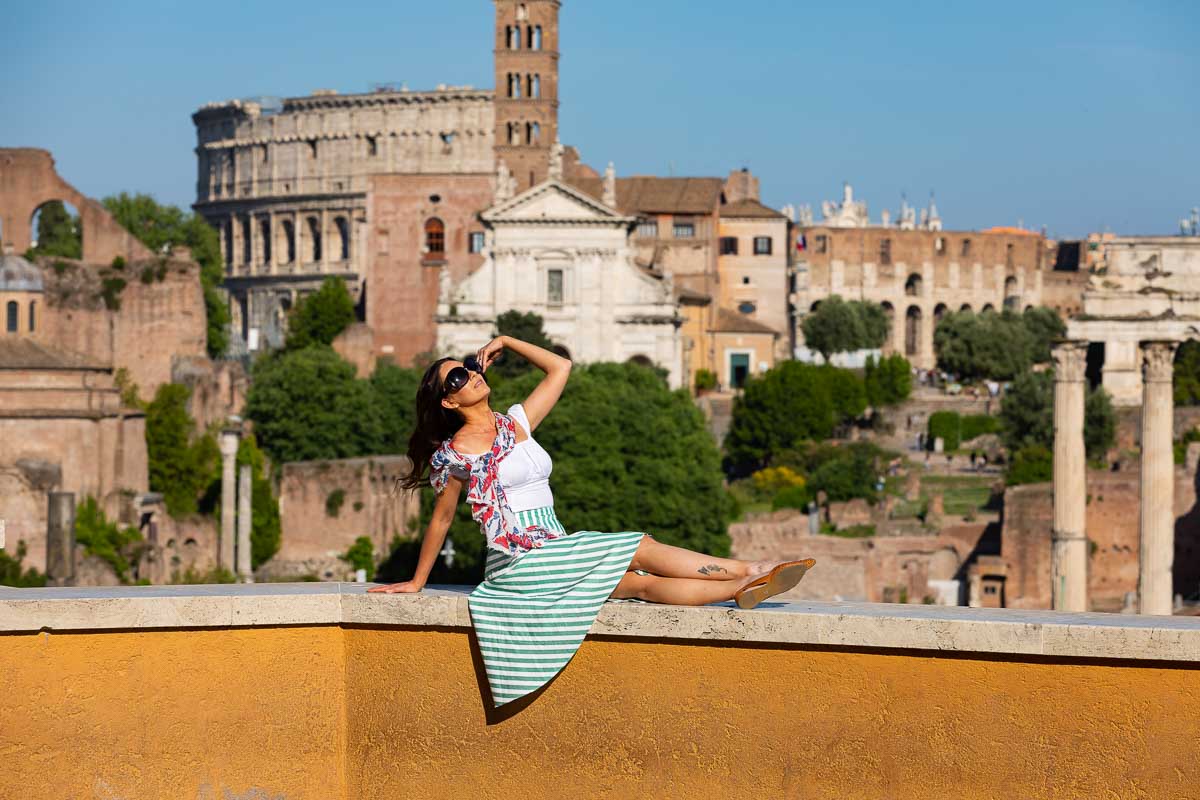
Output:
[442, 356, 485, 396]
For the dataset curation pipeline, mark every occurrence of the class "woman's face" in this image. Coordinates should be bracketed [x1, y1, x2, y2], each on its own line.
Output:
[438, 359, 490, 411]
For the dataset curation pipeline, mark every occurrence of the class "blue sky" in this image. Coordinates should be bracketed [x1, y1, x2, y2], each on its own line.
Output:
[5, 0, 1197, 238]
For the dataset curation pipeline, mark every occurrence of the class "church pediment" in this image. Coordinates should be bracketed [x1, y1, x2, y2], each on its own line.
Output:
[483, 179, 632, 224]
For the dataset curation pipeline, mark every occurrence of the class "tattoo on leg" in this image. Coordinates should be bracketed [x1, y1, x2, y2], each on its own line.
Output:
[697, 564, 729, 576]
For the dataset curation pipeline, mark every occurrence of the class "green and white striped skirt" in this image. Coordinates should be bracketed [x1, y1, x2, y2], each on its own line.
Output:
[469, 506, 644, 707]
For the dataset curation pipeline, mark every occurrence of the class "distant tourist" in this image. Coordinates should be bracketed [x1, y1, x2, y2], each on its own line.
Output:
[369, 335, 815, 707]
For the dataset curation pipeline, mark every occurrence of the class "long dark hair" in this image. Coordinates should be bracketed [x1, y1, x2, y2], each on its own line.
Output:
[398, 357, 465, 492]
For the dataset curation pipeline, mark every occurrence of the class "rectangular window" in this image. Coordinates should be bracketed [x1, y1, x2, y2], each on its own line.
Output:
[814, 234, 828, 254]
[880, 238, 892, 265]
[547, 269, 564, 305]
[719, 236, 738, 255]
[673, 221, 695, 239]
[637, 219, 658, 238]
[469, 231, 485, 254]
[753, 236, 772, 255]
[961, 238, 972, 257]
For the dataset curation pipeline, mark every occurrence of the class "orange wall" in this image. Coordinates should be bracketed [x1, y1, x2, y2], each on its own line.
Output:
[4, 624, 1199, 799]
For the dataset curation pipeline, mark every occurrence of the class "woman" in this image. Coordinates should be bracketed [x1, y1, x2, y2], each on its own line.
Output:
[368, 335, 815, 706]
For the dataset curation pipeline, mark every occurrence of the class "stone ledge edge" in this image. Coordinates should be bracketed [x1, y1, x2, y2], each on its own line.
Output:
[2, 585, 1199, 663]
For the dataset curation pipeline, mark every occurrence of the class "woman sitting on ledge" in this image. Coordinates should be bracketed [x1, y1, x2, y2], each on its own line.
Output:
[368, 335, 815, 706]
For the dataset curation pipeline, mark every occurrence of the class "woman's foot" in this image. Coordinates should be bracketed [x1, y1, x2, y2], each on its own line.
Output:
[733, 559, 816, 609]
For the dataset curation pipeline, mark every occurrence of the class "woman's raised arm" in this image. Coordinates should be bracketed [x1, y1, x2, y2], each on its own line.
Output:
[476, 335, 571, 431]
[367, 474, 464, 593]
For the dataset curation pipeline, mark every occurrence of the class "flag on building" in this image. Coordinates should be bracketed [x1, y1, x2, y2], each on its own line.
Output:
[796, 234, 807, 252]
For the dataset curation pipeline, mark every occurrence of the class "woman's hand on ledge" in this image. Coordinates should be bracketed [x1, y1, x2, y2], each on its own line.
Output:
[366, 581, 424, 594]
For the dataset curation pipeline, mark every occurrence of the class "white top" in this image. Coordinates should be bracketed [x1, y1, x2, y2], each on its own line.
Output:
[457, 403, 555, 512]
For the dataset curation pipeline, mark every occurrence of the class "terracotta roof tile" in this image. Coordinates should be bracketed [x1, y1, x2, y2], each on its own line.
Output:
[719, 199, 787, 219]
[710, 307, 781, 335]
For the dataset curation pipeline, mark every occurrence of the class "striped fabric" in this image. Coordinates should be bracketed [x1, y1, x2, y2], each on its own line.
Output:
[469, 506, 644, 707]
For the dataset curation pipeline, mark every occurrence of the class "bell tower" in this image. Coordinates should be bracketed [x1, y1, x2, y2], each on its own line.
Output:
[494, 0, 560, 191]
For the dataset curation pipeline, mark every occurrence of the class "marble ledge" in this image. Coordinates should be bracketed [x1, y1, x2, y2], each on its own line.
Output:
[2, 582, 1200, 664]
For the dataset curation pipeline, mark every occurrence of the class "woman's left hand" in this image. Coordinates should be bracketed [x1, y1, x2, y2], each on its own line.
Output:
[476, 336, 507, 372]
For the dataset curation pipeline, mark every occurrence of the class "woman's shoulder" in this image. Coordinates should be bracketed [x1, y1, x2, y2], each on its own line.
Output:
[506, 403, 531, 432]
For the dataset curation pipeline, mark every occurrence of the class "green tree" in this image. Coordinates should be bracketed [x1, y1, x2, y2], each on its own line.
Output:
[801, 296, 889, 362]
[1175, 340, 1200, 406]
[102, 192, 230, 357]
[1000, 369, 1115, 463]
[491, 310, 558, 376]
[1022, 306, 1067, 364]
[145, 383, 221, 517]
[30, 201, 82, 259]
[1006, 445, 1053, 486]
[724, 361, 869, 475]
[370, 361, 423, 453]
[801, 296, 858, 362]
[377, 362, 734, 583]
[237, 433, 282, 569]
[341, 536, 376, 581]
[285, 277, 356, 350]
[864, 354, 913, 407]
[245, 347, 384, 464]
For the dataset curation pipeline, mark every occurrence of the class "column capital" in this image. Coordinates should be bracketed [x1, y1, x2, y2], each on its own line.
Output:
[1141, 340, 1178, 384]
[1052, 341, 1088, 382]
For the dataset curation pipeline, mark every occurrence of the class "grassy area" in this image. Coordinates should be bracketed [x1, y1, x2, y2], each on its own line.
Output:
[915, 474, 996, 516]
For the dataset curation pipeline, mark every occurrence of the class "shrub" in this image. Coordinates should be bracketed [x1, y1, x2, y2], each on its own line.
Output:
[694, 368, 717, 393]
[865, 354, 913, 407]
[74, 496, 143, 582]
[961, 414, 1000, 442]
[751, 465, 806, 494]
[1006, 445, 1053, 486]
[772, 485, 811, 511]
[326, 489, 346, 517]
[340, 535, 376, 580]
[0, 540, 48, 587]
[927, 411, 962, 452]
[285, 277, 356, 351]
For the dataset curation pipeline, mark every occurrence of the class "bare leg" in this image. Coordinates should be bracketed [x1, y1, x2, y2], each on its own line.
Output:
[628, 535, 779, 580]
[611, 570, 760, 605]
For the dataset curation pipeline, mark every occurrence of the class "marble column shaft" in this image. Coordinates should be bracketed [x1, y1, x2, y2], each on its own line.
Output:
[1052, 342, 1088, 612]
[237, 464, 253, 582]
[1139, 341, 1177, 615]
[218, 429, 239, 573]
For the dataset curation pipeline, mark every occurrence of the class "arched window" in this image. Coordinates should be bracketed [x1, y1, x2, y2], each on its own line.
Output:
[5, 301, 17, 333]
[278, 219, 295, 265]
[905, 273, 922, 297]
[531, 25, 543, 50]
[306, 216, 322, 263]
[508, 122, 521, 145]
[335, 217, 350, 261]
[28, 300, 36, 332]
[528, 74, 540, 98]
[242, 216, 252, 266]
[424, 218, 445, 258]
[527, 122, 540, 145]
[934, 303, 948, 324]
[960, 303, 972, 313]
[509, 73, 522, 99]
[508, 25, 521, 49]
[905, 306, 922, 357]
[260, 217, 272, 265]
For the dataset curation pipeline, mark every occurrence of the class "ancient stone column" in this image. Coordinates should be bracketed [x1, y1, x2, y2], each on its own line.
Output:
[45, 492, 76, 587]
[237, 463, 253, 582]
[1052, 342, 1088, 612]
[218, 426, 241, 573]
[1139, 341, 1178, 615]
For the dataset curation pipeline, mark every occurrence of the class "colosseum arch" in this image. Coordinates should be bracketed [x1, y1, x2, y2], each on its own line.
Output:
[933, 303, 948, 325]
[28, 199, 82, 260]
[905, 273, 923, 297]
[277, 219, 296, 265]
[905, 306, 922, 356]
[305, 216, 322, 263]
[334, 217, 350, 262]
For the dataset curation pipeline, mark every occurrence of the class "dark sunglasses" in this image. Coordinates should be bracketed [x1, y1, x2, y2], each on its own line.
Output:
[442, 356, 485, 396]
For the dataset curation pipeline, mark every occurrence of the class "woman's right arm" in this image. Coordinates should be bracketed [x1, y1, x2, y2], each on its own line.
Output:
[367, 475, 464, 593]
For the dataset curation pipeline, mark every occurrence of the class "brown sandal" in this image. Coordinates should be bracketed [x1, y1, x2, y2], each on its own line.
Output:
[733, 559, 816, 609]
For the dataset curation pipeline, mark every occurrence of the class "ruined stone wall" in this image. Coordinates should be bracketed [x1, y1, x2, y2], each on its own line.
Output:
[274, 456, 420, 579]
[1002, 466, 1200, 611]
[729, 510, 982, 603]
[0, 149, 153, 264]
[171, 356, 248, 432]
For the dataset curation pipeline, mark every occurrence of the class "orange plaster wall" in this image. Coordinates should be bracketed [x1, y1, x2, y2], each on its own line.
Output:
[3, 624, 1199, 799]
[0, 627, 346, 800]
